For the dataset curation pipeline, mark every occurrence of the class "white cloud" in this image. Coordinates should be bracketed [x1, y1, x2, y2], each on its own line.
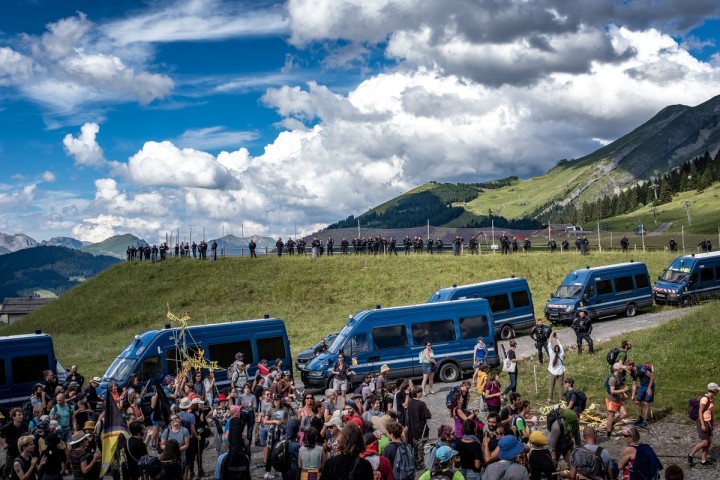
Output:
[38, 13, 93, 60]
[174, 127, 259, 150]
[0, 184, 36, 207]
[63, 123, 107, 167]
[0, 47, 33, 85]
[71, 214, 165, 244]
[103, 0, 289, 44]
[41, 171, 56, 182]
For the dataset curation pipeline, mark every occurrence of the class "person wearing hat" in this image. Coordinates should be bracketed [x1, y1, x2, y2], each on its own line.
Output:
[342, 401, 364, 431]
[482, 436, 530, 480]
[231, 362, 248, 405]
[605, 362, 629, 439]
[571, 310, 594, 355]
[263, 394, 289, 478]
[177, 397, 200, 479]
[375, 365, 390, 396]
[527, 430, 553, 479]
[322, 389, 338, 421]
[69, 431, 102, 480]
[38, 431, 67, 480]
[688, 382, 718, 466]
[419, 445, 463, 480]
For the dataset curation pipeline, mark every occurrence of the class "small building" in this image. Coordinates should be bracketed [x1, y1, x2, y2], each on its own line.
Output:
[0, 297, 54, 326]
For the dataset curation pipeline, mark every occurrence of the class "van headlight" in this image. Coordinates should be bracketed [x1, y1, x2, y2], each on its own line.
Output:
[565, 305, 575, 312]
[307, 371, 324, 377]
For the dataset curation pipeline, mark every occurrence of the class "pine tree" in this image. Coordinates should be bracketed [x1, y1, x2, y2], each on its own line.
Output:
[658, 181, 673, 204]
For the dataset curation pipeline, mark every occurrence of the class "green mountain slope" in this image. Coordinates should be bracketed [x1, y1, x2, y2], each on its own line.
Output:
[81, 234, 148, 258]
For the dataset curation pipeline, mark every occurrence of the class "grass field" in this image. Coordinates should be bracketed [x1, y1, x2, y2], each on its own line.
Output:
[2, 250, 717, 418]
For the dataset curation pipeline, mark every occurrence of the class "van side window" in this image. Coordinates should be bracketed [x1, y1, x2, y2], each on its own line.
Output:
[635, 273, 649, 289]
[596, 279, 613, 295]
[345, 334, 369, 356]
[136, 356, 162, 382]
[12, 355, 50, 384]
[0, 359, 6, 386]
[716, 265, 720, 280]
[510, 290, 530, 308]
[585, 285, 595, 298]
[209, 341, 254, 367]
[459, 316, 490, 339]
[690, 272, 698, 283]
[372, 325, 408, 350]
[257, 337, 287, 362]
[487, 294, 510, 312]
[614, 275, 634, 292]
[167, 346, 201, 377]
[700, 267, 714, 282]
[411, 320, 456, 345]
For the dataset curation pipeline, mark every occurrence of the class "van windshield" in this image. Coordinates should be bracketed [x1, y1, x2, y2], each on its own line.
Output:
[103, 357, 136, 383]
[554, 285, 583, 299]
[660, 269, 688, 283]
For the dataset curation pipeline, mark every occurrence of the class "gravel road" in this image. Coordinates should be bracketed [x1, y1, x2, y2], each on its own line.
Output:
[211, 305, 717, 479]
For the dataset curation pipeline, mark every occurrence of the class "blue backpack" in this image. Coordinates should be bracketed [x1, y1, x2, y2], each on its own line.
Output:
[445, 386, 461, 409]
[392, 443, 416, 480]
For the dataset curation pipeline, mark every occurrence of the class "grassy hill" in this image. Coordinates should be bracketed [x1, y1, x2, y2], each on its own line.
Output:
[1, 251, 680, 374]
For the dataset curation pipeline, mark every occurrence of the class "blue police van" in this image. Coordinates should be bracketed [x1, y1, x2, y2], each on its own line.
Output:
[427, 277, 535, 339]
[544, 261, 653, 324]
[304, 298, 498, 389]
[0, 331, 65, 413]
[98, 317, 292, 398]
[653, 251, 720, 306]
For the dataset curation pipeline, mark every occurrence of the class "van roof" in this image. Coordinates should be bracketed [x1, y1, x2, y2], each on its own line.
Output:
[673, 250, 720, 262]
[353, 297, 491, 321]
[143, 317, 285, 337]
[0, 332, 53, 343]
[569, 261, 646, 273]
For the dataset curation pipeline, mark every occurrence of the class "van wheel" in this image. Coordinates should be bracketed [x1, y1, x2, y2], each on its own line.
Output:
[625, 303, 637, 317]
[680, 296, 692, 307]
[438, 363, 460, 383]
[499, 325, 514, 340]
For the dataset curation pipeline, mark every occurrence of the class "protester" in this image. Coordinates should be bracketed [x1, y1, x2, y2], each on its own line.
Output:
[482, 436, 530, 480]
[320, 424, 373, 479]
[419, 445, 464, 480]
[688, 382, 717, 466]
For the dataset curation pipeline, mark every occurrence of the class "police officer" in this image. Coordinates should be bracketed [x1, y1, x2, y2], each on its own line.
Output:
[286, 238, 295, 255]
[453, 235, 463, 256]
[500, 232, 509, 254]
[248, 239, 257, 258]
[522, 238, 531, 252]
[403, 235, 412, 255]
[668, 237, 677, 252]
[530, 318, 552, 364]
[276, 238, 284, 256]
[426, 237, 434, 254]
[620, 236, 629, 252]
[341, 238, 349, 254]
[389, 237, 397, 255]
[192, 241, 197, 258]
[579, 236, 589, 255]
[512, 237, 519, 253]
[561, 238, 569, 252]
[571, 310, 594, 354]
[436, 238, 443, 253]
[211, 240, 218, 260]
[326, 236, 334, 256]
[548, 239, 557, 252]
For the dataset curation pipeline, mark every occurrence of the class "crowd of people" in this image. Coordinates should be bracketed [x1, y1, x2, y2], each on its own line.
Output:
[2, 327, 716, 480]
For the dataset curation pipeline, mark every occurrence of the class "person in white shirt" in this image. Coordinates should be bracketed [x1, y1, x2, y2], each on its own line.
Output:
[547, 333, 565, 403]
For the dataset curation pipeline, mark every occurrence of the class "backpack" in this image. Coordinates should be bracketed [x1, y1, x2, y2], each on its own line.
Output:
[138, 455, 165, 480]
[424, 443, 439, 472]
[574, 391, 588, 413]
[607, 348, 620, 365]
[546, 408, 573, 453]
[688, 395, 708, 421]
[604, 374, 616, 395]
[392, 443, 416, 480]
[270, 439, 290, 473]
[630, 443, 662, 480]
[429, 471, 453, 480]
[220, 450, 251, 480]
[570, 446, 605, 480]
[21, 397, 34, 423]
[445, 386, 461, 409]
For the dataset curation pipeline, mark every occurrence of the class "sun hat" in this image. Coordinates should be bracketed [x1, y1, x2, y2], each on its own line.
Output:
[324, 417, 343, 429]
[191, 397, 204, 405]
[708, 382, 720, 392]
[380, 364, 390, 374]
[371, 415, 394, 437]
[178, 398, 191, 409]
[91, 377, 102, 383]
[529, 430, 548, 446]
[83, 421, 96, 431]
[68, 431, 90, 446]
[435, 445, 459, 463]
[498, 435, 525, 460]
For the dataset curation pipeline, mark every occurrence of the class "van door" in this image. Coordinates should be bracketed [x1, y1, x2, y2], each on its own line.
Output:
[342, 333, 371, 382]
[593, 278, 615, 317]
[369, 324, 414, 380]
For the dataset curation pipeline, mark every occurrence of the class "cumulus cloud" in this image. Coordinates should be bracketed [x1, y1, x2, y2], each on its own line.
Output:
[0, 47, 33, 85]
[63, 123, 107, 167]
[174, 127, 259, 150]
[41, 171, 56, 182]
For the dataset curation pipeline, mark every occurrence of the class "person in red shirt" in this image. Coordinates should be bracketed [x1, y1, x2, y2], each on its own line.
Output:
[343, 402, 365, 431]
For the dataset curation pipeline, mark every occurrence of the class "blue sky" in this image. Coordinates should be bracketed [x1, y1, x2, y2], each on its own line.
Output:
[1, 0, 719, 243]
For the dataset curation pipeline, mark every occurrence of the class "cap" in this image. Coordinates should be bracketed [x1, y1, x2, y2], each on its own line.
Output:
[68, 432, 90, 446]
[217, 394, 228, 402]
[612, 362, 624, 372]
[91, 377, 102, 383]
[435, 445, 459, 463]
[529, 430, 548, 446]
[325, 388, 336, 398]
[708, 382, 720, 392]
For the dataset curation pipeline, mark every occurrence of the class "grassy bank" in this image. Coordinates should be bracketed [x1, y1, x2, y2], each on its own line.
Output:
[514, 300, 719, 420]
[0, 250, 691, 379]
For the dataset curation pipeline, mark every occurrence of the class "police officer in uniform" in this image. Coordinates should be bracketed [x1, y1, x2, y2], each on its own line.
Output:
[620, 236, 629, 252]
[453, 235, 463, 256]
[248, 239, 257, 258]
[571, 310, 594, 354]
[211, 240, 218, 260]
[548, 239, 557, 252]
[530, 318, 552, 364]
[500, 232, 509, 254]
[561, 238, 569, 252]
[275, 238, 284, 256]
[326, 236, 334, 256]
[341, 238, 349, 254]
[668, 237, 677, 252]
[286, 238, 295, 255]
[403, 235, 412, 255]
